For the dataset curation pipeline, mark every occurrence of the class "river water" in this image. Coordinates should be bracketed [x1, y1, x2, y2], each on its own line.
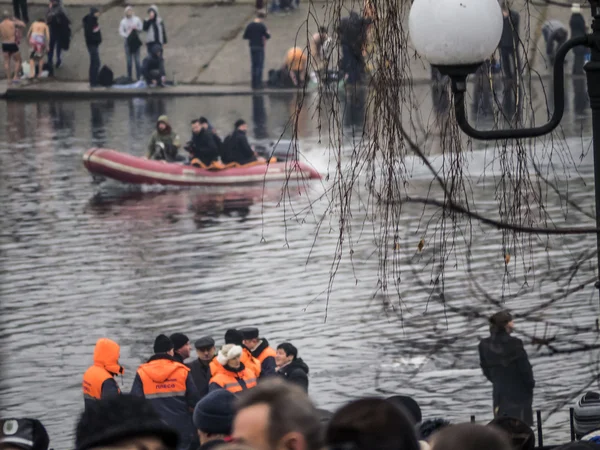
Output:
[0, 80, 599, 448]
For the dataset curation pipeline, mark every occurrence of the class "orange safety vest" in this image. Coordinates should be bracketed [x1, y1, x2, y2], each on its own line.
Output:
[83, 365, 119, 400]
[137, 359, 190, 399]
[210, 349, 261, 378]
[210, 367, 257, 393]
[255, 346, 276, 364]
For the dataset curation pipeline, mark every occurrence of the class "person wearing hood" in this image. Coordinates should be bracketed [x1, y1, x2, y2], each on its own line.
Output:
[119, 6, 142, 80]
[221, 120, 264, 166]
[45, 0, 70, 75]
[209, 344, 258, 393]
[142, 42, 166, 87]
[147, 115, 181, 161]
[130, 334, 200, 450]
[82, 338, 124, 412]
[478, 311, 535, 426]
[240, 327, 276, 377]
[143, 5, 166, 53]
[570, 3, 588, 75]
[170, 332, 191, 363]
[82, 7, 101, 86]
[275, 343, 309, 392]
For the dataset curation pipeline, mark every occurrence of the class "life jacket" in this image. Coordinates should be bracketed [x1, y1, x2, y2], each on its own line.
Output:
[82, 338, 123, 401]
[254, 345, 277, 364]
[210, 363, 257, 393]
[137, 357, 190, 399]
[210, 349, 261, 378]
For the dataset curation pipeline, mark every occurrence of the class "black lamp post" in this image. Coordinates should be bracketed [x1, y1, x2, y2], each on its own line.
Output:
[409, 0, 600, 298]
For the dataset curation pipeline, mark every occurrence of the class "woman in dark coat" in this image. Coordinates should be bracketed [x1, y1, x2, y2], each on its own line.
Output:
[478, 311, 535, 426]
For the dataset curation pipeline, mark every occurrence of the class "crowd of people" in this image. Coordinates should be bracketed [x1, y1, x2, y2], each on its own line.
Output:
[146, 115, 269, 167]
[4, 313, 600, 450]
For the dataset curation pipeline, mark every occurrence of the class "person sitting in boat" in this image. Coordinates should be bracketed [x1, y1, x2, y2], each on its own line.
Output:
[186, 117, 221, 167]
[221, 119, 265, 166]
[147, 115, 182, 161]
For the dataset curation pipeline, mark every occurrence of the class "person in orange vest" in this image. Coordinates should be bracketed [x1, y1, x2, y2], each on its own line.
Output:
[240, 327, 276, 377]
[209, 344, 258, 394]
[82, 338, 124, 412]
[130, 334, 200, 450]
[209, 330, 261, 383]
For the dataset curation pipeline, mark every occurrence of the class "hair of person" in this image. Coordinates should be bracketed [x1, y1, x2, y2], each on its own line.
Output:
[326, 397, 420, 450]
[256, 10, 266, 19]
[236, 378, 322, 450]
[276, 343, 298, 360]
[431, 423, 512, 450]
[37, 17, 46, 22]
[417, 418, 452, 442]
[318, 26, 327, 34]
[191, 119, 200, 125]
[199, 117, 208, 124]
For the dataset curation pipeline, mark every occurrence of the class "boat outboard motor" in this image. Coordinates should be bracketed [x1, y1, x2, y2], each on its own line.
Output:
[254, 139, 300, 161]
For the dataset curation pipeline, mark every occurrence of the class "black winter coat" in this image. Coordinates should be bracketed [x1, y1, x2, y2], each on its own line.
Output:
[500, 10, 520, 49]
[222, 130, 256, 165]
[570, 13, 587, 55]
[187, 358, 212, 400]
[277, 358, 309, 392]
[478, 331, 535, 425]
[83, 13, 102, 46]
[190, 129, 221, 165]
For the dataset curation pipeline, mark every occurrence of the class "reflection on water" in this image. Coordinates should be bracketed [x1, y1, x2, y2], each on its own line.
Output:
[0, 83, 597, 449]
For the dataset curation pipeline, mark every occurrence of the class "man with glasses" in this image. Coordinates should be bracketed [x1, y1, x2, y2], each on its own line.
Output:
[188, 336, 216, 400]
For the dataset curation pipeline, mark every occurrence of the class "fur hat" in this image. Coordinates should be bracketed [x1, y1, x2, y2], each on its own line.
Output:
[217, 344, 243, 366]
[572, 3, 581, 13]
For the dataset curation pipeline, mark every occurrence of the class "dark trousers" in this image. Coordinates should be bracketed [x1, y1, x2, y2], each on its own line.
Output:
[500, 47, 520, 80]
[87, 44, 100, 86]
[250, 47, 264, 88]
[12, 0, 28, 23]
[573, 48, 586, 74]
[47, 31, 62, 74]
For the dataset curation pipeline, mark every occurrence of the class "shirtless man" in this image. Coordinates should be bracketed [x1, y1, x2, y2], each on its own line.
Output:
[0, 11, 25, 82]
[27, 18, 49, 79]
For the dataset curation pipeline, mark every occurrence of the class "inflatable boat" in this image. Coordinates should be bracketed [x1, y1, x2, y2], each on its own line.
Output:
[83, 148, 321, 186]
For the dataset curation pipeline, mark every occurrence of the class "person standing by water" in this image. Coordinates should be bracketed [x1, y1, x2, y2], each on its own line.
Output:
[499, 1, 520, 81]
[143, 5, 166, 54]
[240, 327, 277, 377]
[131, 334, 199, 450]
[83, 7, 101, 87]
[119, 6, 142, 80]
[12, 0, 28, 24]
[570, 3, 588, 75]
[188, 336, 216, 400]
[0, 11, 25, 83]
[170, 333, 192, 363]
[478, 311, 535, 426]
[542, 19, 568, 66]
[82, 338, 123, 412]
[243, 11, 270, 89]
[45, 0, 69, 74]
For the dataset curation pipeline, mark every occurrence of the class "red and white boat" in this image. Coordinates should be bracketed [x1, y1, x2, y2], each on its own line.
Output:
[83, 148, 321, 186]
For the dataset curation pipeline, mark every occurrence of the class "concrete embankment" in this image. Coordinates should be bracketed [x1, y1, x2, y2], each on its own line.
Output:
[0, 0, 588, 97]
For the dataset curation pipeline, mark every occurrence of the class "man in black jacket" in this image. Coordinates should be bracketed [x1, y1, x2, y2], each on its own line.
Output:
[82, 7, 101, 86]
[142, 42, 165, 86]
[187, 336, 216, 401]
[275, 343, 309, 392]
[499, 2, 520, 81]
[221, 119, 264, 165]
[188, 118, 221, 167]
[478, 311, 535, 426]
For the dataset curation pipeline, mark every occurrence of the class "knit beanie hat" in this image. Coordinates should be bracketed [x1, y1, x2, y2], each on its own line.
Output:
[169, 333, 189, 351]
[386, 395, 422, 425]
[217, 344, 243, 366]
[154, 334, 174, 354]
[193, 390, 236, 435]
[224, 329, 244, 346]
[574, 392, 600, 438]
[75, 394, 178, 450]
[0, 418, 50, 450]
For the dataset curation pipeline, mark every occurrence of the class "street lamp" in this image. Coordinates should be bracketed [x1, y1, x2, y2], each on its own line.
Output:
[409, 0, 600, 295]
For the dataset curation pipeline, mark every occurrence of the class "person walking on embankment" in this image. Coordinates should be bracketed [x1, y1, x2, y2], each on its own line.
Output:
[478, 311, 535, 426]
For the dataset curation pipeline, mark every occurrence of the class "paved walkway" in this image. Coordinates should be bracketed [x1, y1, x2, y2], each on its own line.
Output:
[0, 0, 588, 90]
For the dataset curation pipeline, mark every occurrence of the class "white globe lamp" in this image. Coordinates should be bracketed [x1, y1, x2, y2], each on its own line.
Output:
[409, 0, 503, 69]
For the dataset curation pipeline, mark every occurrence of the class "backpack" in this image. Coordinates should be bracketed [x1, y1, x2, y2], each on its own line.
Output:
[127, 29, 142, 53]
[98, 65, 114, 87]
